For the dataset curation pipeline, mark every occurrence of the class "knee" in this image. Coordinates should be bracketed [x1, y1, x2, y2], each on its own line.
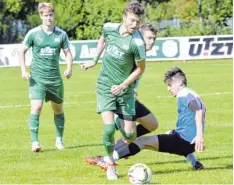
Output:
[146, 119, 159, 132]
[104, 124, 116, 136]
[149, 115, 159, 131]
[31, 105, 43, 114]
[53, 107, 64, 115]
[151, 120, 159, 131]
[124, 132, 136, 143]
[137, 114, 159, 132]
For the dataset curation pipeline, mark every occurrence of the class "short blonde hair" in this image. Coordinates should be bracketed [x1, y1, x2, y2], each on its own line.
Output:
[38, 2, 54, 15]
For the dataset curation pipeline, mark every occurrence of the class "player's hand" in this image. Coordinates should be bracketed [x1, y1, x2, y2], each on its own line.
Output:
[191, 136, 205, 152]
[111, 84, 127, 95]
[64, 68, 72, 79]
[80, 61, 96, 71]
[21, 70, 30, 80]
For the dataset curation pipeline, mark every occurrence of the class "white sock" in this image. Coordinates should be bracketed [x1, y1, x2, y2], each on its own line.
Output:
[103, 155, 114, 164]
[112, 150, 119, 161]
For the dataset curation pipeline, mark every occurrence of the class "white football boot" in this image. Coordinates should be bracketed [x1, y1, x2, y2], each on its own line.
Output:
[106, 164, 118, 180]
[31, 141, 41, 152]
[55, 137, 64, 150]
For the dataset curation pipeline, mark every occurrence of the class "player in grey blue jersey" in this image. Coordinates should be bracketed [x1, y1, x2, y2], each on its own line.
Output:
[113, 66, 206, 169]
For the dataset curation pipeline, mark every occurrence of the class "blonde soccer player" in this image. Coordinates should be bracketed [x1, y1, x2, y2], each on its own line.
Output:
[19, 2, 72, 152]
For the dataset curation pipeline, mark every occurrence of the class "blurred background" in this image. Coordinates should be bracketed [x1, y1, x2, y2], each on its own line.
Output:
[0, 0, 233, 44]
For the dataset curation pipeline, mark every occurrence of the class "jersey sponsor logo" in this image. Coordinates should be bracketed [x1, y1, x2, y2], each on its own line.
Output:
[40, 47, 56, 56]
[122, 44, 129, 50]
[37, 37, 43, 42]
[106, 45, 124, 59]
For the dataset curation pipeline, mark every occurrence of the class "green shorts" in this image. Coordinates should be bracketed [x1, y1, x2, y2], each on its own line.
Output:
[29, 78, 64, 104]
[96, 85, 135, 117]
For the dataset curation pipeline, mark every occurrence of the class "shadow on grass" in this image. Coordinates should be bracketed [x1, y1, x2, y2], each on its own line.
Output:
[66, 143, 103, 149]
[41, 143, 103, 152]
[152, 164, 233, 175]
[147, 154, 233, 166]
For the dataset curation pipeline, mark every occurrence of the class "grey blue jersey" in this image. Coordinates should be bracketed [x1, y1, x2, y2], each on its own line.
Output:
[175, 87, 206, 142]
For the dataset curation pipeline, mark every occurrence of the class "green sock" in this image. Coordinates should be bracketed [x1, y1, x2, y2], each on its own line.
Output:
[103, 124, 116, 156]
[29, 114, 39, 142]
[114, 115, 126, 138]
[54, 113, 65, 138]
[114, 115, 121, 130]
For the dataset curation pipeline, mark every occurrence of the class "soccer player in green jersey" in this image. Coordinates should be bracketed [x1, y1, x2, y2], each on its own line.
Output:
[19, 2, 73, 152]
[81, 2, 145, 180]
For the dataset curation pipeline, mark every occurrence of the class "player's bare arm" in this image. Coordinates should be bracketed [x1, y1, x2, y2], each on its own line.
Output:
[63, 49, 73, 79]
[80, 35, 105, 71]
[19, 45, 30, 80]
[111, 60, 145, 95]
[189, 100, 205, 152]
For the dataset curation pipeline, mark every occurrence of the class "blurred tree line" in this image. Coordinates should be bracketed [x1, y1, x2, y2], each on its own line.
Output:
[0, 0, 232, 44]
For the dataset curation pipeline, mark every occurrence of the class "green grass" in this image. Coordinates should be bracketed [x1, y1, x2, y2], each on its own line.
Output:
[0, 59, 232, 184]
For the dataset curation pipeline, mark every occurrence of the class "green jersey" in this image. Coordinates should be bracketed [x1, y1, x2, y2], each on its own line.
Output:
[23, 26, 70, 84]
[97, 23, 146, 89]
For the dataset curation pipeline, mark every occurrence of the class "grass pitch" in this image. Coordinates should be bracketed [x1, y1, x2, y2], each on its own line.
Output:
[0, 59, 232, 184]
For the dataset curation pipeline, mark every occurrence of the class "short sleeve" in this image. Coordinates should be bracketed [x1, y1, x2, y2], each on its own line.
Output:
[185, 93, 198, 108]
[62, 32, 70, 50]
[102, 22, 120, 39]
[23, 31, 33, 48]
[132, 30, 146, 62]
[101, 25, 106, 38]
[132, 43, 146, 62]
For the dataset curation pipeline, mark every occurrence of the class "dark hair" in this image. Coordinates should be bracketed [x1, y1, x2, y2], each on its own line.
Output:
[164, 66, 187, 86]
[124, 2, 145, 16]
[139, 23, 157, 34]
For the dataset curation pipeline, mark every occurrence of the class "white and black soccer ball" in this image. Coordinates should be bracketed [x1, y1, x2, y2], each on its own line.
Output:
[128, 163, 152, 184]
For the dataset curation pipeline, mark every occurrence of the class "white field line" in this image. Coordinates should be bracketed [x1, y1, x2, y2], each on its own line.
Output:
[0, 91, 232, 109]
[153, 91, 233, 99]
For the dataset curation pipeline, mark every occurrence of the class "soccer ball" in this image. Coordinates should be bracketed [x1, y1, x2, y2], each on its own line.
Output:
[128, 163, 152, 184]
